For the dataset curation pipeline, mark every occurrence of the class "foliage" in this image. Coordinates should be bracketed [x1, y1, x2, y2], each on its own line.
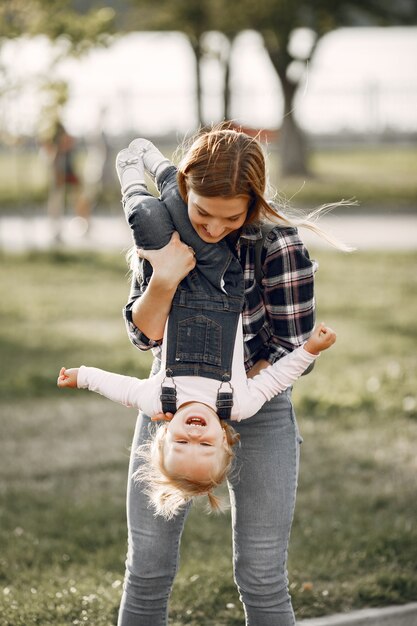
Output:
[125, 0, 417, 175]
[0, 0, 116, 54]
[212, 0, 417, 174]
[0, 1, 117, 142]
[2, 0, 416, 168]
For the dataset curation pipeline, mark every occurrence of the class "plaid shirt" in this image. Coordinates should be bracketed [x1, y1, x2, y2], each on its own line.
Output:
[124, 224, 316, 371]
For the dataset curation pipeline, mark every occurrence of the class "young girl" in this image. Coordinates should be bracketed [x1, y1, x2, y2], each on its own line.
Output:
[58, 325, 334, 513]
[58, 139, 335, 516]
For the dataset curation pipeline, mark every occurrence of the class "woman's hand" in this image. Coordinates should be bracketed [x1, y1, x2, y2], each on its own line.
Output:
[246, 359, 270, 379]
[304, 323, 336, 355]
[130, 232, 196, 342]
[151, 412, 174, 422]
[57, 366, 79, 388]
[138, 231, 196, 290]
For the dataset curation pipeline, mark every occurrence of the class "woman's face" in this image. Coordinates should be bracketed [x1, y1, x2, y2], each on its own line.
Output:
[187, 189, 249, 243]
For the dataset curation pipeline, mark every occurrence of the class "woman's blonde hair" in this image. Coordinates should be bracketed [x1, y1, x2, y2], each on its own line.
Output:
[127, 122, 353, 274]
[133, 421, 240, 520]
[176, 122, 354, 251]
[177, 124, 268, 224]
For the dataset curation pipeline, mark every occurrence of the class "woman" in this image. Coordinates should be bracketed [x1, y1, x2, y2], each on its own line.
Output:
[118, 126, 317, 626]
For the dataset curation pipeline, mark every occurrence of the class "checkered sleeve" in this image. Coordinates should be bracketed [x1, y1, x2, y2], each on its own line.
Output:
[261, 227, 317, 362]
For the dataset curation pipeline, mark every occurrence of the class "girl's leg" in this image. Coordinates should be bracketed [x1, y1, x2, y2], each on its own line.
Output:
[129, 138, 171, 181]
[118, 412, 191, 626]
[116, 148, 148, 196]
[228, 389, 302, 626]
[116, 148, 176, 251]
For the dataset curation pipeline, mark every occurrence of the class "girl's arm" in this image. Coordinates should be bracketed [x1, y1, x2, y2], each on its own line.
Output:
[242, 324, 335, 419]
[247, 322, 335, 378]
[57, 365, 152, 411]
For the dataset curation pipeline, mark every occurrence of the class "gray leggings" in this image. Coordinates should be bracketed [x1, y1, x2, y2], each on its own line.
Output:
[117, 389, 301, 626]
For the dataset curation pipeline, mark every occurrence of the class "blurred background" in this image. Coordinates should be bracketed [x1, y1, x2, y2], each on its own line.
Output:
[0, 1, 416, 625]
[1, 0, 417, 240]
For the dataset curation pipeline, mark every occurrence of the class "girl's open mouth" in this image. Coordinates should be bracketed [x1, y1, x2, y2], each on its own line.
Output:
[186, 417, 207, 426]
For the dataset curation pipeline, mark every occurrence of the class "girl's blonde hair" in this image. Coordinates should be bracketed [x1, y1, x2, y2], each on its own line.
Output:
[176, 122, 354, 252]
[133, 420, 240, 520]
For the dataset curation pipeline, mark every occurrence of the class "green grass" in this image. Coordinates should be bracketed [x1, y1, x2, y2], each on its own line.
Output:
[274, 146, 417, 209]
[0, 250, 416, 625]
[1, 144, 416, 212]
[0, 251, 153, 400]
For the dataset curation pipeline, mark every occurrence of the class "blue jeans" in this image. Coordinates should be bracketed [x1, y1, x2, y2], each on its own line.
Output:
[123, 167, 244, 386]
[117, 388, 301, 626]
[123, 166, 244, 299]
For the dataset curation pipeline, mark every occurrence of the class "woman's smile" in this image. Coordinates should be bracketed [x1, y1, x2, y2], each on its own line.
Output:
[187, 190, 249, 243]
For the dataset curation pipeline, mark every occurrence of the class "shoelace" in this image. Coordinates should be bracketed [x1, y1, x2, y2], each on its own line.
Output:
[118, 155, 139, 167]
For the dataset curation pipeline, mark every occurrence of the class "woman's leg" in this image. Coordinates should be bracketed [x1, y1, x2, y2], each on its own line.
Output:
[228, 389, 302, 626]
[118, 412, 191, 626]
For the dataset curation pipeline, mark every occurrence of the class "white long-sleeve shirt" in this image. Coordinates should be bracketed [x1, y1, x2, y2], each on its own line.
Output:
[78, 315, 317, 421]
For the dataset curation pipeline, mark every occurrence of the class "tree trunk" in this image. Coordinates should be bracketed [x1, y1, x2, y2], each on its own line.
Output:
[191, 38, 204, 127]
[222, 37, 233, 121]
[280, 76, 309, 177]
[223, 51, 232, 120]
[265, 39, 309, 177]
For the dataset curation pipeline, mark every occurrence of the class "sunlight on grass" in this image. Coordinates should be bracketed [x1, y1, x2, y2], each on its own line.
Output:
[0, 249, 416, 623]
[273, 146, 417, 208]
[1, 145, 416, 211]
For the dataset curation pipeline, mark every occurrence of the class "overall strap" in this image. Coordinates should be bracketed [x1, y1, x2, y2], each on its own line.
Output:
[216, 378, 234, 421]
[160, 369, 178, 414]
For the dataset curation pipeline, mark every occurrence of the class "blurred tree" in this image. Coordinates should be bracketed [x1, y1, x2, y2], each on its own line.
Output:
[0, 0, 116, 141]
[124, 0, 216, 127]
[211, 0, 417, 176]
[123, 0, 416, 175]
[0, 0, 116, 54]
[2, 0, 415, 173]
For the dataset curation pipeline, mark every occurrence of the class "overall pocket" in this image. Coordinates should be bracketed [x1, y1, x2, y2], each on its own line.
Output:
[175, 315, 222, 366]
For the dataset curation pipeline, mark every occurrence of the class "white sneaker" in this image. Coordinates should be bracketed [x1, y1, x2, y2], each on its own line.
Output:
[129, 138, 171, 181]
[115, 148, 146, 194]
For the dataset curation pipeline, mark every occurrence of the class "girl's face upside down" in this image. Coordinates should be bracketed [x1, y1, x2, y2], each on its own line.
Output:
[163, 402, 228, 482]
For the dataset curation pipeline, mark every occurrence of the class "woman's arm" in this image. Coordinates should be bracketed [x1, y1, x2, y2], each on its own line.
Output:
[261, 227, 316, 362]
[125, 232, 196, 344]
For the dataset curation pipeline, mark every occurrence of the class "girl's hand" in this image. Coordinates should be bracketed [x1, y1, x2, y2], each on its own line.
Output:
[57, 366, 79, 389]
[304, 323, 336, 355]
[137, 231, 196, 290]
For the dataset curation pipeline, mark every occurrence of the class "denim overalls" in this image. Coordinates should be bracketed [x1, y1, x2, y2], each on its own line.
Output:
[124, 166, 245, 418]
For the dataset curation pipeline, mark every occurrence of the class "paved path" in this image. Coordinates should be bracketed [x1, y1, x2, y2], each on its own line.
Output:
[297, 602, 417, 626]
[0, 213, 416, 252]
